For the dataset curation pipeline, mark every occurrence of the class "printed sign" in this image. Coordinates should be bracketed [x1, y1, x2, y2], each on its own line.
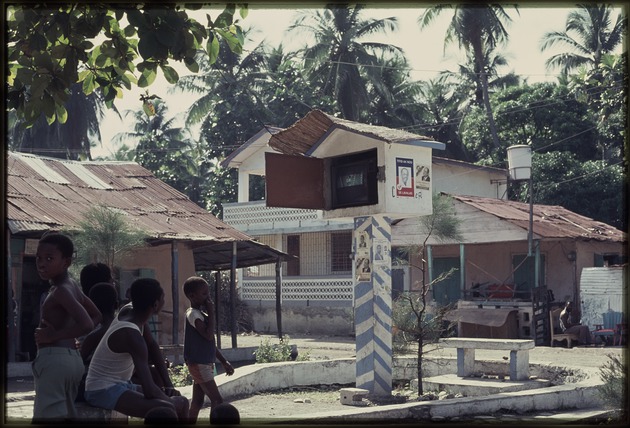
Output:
[415, 164, 431, 191]
[396, 158, 414, 197]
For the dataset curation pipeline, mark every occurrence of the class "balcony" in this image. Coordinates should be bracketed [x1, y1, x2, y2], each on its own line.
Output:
[241, 276, 354, 302]
[223, 201, 352, 233]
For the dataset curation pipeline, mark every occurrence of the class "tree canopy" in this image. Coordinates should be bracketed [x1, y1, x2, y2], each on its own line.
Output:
[6, 3, 248, 127]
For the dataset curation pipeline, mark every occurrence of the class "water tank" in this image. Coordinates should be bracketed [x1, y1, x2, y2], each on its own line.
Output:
[507, 145, 531, 181]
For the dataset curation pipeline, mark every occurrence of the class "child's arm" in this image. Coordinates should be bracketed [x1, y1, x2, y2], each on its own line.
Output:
[192, 297, 217, 341]
[35, 286, 96, 345]
[215, 349, 234, 376]
[78, 287, 103, 328]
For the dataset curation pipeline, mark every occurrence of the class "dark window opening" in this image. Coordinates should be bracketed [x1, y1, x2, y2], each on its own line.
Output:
[331, 232, 352, 272]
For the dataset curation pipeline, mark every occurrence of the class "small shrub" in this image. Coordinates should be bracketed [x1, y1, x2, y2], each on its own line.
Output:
[254, 335, 309, 363]
[598, 353, 627, 410]
[169, 363, 193, 387]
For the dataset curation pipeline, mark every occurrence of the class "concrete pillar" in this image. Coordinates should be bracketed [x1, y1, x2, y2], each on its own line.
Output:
[510, 349, 530, 380]
[353, 215, 392, 396]
[457, 348, 475, 377]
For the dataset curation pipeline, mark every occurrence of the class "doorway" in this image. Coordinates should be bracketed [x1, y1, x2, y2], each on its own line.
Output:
[432, 257, 461, 306]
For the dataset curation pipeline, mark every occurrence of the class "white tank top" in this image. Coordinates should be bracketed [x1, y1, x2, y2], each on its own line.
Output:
[84, 316, 141, 391]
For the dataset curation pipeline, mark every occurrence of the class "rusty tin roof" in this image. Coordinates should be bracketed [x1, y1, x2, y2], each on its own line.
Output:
[451, 194, 626, 242]
[6, 151, 291, 270]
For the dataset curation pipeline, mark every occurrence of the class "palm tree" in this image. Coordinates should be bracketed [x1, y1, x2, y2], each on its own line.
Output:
[419, 4, 519, 151]
[112, 100, 198, 199]
[173, 35, 271, 159]
[540, 4, 626, 74]
[414, 74, 472, 162]
[366, 54, 423, 128]
[8, 83, 112, 160]
[288, 3, 402, 121]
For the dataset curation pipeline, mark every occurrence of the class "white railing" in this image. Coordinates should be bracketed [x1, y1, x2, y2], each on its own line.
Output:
[223, 201, 321, 229]
[242, 276, 354, 301]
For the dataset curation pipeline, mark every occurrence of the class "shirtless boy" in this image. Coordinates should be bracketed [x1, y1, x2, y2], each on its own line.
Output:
[32, 232, 102, 422]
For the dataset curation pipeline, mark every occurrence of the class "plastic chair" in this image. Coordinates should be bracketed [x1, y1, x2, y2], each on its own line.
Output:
[592, 311, 622, 346]
[615, 322, 627, 346]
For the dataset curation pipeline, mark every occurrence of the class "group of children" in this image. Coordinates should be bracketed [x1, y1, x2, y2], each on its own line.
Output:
[32, 232, 239, 424]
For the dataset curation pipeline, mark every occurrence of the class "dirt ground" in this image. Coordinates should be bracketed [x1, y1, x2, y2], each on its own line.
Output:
[5, 332, 625, 423]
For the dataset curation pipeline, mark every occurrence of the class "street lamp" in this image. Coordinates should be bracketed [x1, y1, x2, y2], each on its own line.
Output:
[507, 145, 533, 256]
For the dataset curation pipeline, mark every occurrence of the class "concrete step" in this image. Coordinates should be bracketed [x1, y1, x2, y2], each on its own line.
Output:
[417, 373, 550, 397]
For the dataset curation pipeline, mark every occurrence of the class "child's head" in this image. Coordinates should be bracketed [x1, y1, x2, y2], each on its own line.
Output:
[130, 278, 164, 313]
[183, 276, 209, 305]
[36, 232, 74, 281]
[88, 282, 119, 317]
[144, 405, 178, 424]
[80, 262, 112, 295]
[210, 402, 240, 425]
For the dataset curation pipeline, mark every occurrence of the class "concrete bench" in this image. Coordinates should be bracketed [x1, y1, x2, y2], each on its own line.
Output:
[75, 402, 128, 423]
[441, 338, 535, 381]
[339, 387, 369, 406]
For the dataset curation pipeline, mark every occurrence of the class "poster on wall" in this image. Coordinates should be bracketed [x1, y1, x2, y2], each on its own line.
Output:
[415, 164, 431, 191]
[396, 157, 414, 197]
[373, 239, 389, 266]
[356, 230, 371, 281]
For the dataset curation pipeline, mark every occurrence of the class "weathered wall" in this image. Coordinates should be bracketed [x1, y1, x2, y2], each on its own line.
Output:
[123, 242, 197, 345]
[249, 306, 354, 335]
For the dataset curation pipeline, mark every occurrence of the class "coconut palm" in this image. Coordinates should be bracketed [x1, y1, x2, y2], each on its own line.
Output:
[288, 3, 402, 121]
[416, 74, 472, 162]
[419, 3, 518, 151]
[540, 4, 626, 74]
[366, 54, 423, 128]
[8, 83, 112, 160]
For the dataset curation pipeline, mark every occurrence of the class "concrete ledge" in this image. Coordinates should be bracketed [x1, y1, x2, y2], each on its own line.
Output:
[441, 338, 535, 351]
[440, 338, 535, 381]
[75, 402, 128, 423]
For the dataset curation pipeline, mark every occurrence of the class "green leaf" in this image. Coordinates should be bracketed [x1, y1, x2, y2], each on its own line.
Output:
[161, 64, 179, 84]
[184, 56, 199, 73]
[239, 4, 249, 19]
[138, 68, 157, 87]
[215, 28, 242, 54]
[30, 75, 50, 99]
[82, 73, 96, 95]
[207, 35, 219, 64]
[55, 102, 68, 124]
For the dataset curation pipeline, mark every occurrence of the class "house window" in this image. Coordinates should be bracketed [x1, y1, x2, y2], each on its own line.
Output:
[512, 254, 546, 299]
[286, 235, 300, 276]
[331, 232, 352, 272]
[594, 253, 625, 267]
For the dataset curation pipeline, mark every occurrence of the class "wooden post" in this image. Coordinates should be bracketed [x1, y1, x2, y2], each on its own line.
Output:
[215, 271, 221, 349]
[171, 242, 179, 345]
[276, 258, 283, 339]
[230, 241, 237, 349]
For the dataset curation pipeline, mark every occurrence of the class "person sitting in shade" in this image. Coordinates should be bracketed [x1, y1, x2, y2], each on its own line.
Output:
[560, 301, 592, 346]
[84, 278, 189, 420]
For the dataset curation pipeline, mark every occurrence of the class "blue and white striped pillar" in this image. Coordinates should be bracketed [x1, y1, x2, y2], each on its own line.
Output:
[353, 215, 392, 396]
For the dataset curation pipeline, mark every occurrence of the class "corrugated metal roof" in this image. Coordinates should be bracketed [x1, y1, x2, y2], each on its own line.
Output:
[268, 109, 441, 156]
[6, 151, 292, 269]
[450, 194, 625, 242]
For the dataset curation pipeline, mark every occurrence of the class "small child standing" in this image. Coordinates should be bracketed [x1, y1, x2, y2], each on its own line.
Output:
[183, 276, 234, 423]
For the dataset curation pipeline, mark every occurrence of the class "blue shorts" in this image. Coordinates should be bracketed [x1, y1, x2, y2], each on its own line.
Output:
[84, 381, 140, 410]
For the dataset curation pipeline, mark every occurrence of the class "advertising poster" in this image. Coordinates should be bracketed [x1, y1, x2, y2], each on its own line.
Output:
[396, 157, 414, 197]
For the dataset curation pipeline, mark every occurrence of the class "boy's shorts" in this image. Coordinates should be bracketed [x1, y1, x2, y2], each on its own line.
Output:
[84, 381, 140, 410]
[187, 362, 216, 384]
